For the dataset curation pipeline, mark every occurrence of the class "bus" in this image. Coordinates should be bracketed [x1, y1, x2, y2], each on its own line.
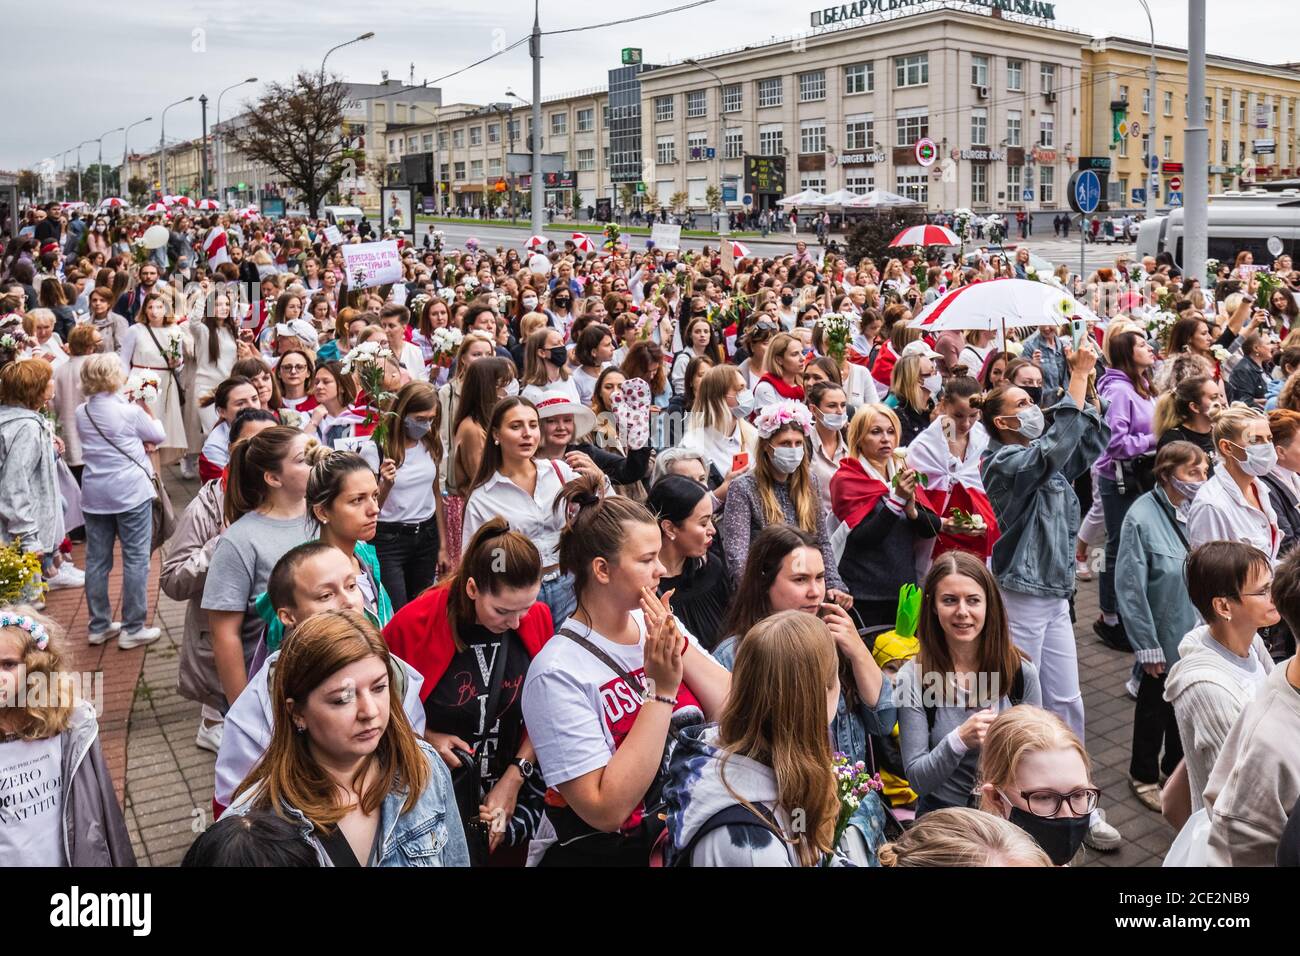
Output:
[1135, 190, 1300, 267]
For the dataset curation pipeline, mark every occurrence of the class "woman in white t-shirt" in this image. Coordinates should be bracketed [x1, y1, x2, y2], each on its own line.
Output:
[376, 381, 450, 611]
[521, 474, 732, 866]
[680, 364, 757, 502]
[274, 348, 318, 421]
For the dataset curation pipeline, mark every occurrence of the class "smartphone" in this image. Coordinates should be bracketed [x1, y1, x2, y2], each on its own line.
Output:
[1071, 318, 1087, 349]
[730, 453, 750, 474]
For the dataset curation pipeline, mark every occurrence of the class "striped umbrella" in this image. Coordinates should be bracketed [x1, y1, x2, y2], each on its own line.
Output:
[571, 232, 595, 253]
[730, 239, 752, 259]
[195, 198, 220, 211]
[143, 202, 169, 214]
[97, 197, 126, 209]
[172, 195, 196, 208]
[525, 234, 546, 250]
[888, 224, 961, 247]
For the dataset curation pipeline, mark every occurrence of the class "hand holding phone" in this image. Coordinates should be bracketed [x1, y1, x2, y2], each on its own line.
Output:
[730, 452, 750, 474]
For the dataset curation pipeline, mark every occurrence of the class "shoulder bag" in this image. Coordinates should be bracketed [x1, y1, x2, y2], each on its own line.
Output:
[447, 633, 510, 867]
[84, 406, 176, 552]
[143, 324, 186, 407]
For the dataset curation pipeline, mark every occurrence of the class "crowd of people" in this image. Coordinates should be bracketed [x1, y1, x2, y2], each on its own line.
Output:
[2, 197, 1300, 869]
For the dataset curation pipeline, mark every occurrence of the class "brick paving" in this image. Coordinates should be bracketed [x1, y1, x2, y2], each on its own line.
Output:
[46, 466, 1174, 867]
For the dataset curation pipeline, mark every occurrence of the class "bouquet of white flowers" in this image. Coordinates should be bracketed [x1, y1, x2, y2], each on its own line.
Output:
[124, 371, 160, 403]
[821, 312, 852, 362]
[340, 342, 397, 448]
[1145, 310, 1180, 352]
[429, 327, 464, 368]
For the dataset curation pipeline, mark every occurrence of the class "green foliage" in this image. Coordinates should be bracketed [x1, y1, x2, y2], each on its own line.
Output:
[845, 208, 927, 266]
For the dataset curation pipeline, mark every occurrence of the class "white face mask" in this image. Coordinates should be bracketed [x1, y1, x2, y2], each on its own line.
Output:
[732, 388, 755, 418]
[1231, 440, 1277, 477]
[922, 372, 942, 397]
[503, 378, 520, 397]
[1007, 404, 1045, 440]
[820, 411, 848, 430]
[770, 445, 805, 474]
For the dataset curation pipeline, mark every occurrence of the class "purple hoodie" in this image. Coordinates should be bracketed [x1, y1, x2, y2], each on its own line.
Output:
[1095, 366, 1156, 479]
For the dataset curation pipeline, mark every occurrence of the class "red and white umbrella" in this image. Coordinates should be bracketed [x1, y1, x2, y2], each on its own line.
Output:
[889, 224, 961, 247]
[238, 206, 260, 220]
[911, 278, 1097, 333]
[571, 232, 595, 253]
[525, 234, 546, 250]
[97, 197, 126, 209]
[729, 240, 752, 259]
[161, 195, 182, 207]
[172, 195, 196, 208]
[143, 202, 169, 215]
[195, 198, 220, 211]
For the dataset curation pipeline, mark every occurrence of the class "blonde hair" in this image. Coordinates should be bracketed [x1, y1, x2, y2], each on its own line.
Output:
[79, 352, 127, 397]
[847, 403, 904, 461]
[1101, 318, 1142, 365]
[691, 364, 746, 434]
[889, 353, 928, 412]
[0, 606, 78, 740]
[762, 332, 800, 378]
[1212, 404, 1265, 451]
[878, 807, 1051, 867]
[754, 425, 818, 533]
[976, 706, 1091, 814]
[519, 312, 548, 341]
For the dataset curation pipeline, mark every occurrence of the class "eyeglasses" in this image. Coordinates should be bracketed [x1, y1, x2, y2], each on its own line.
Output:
[280, 363, 308, 372]
[1001, 787, 1099, 818]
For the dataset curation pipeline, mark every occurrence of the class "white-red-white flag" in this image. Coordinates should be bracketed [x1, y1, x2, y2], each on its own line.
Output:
[730, 240, 752, 259]
[203, 226, 231, 267]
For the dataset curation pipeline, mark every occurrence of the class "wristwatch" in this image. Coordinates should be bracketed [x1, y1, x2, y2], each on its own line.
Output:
[509, 757, 534, 779]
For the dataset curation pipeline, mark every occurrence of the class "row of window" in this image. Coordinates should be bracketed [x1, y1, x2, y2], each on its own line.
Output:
[798, 164, 1055, 206]
[1117, 86, 1298, 129]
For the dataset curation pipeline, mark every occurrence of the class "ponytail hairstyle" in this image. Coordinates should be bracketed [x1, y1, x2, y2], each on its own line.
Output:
[446, 517, 543, 651]
[878, 806, 1051, 867]
[382, 381, 442, 468]
[939, 374, 981, 407]
[976, 385, 1015, 437]
[224, 425, 308, 525]
[556, 472, 659, 601]
[1155, 373, 1212, 435]
[198, 374, 253, 411]
[304, 447, 374, 531]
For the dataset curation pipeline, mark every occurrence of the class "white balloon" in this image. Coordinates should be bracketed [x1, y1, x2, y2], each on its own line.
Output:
[528, 253, 551, 276]
[142, 225, 170, 249]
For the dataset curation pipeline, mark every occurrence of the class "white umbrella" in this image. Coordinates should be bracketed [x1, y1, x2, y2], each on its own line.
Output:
[777, 189, 824, 207]
[846, 189, 919, 208]
[911, 278, 1098, 333]
[813, 188, 862, 207]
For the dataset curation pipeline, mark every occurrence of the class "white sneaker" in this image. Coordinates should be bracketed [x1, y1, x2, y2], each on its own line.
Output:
[1075, 558, 1094, 581]
[117, 626, 161, 649]
[46, 563, 85, 589]
[195, 713, 225, 754]
[1125, 675, 1140, 700]
[1084, 809, 1123, 852]
[87, 622, 123, 645]
[178, 457, 197, 479]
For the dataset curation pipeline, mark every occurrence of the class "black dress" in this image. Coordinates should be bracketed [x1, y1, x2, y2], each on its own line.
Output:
[659, 553, 731, 651]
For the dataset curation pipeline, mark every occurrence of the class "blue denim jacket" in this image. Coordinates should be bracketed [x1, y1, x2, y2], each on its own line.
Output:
[224, 739, 470, 867]
[981, 394, 1110, 600]
[1114, 487, 1198, 666]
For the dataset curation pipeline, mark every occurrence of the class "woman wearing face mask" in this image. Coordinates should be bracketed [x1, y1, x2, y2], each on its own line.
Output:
[681, 365, 757, 501]
[978, 341, 1122, 851]
[1092, 331, 1159, 651]
[375, 382, 450, 611]
[977, 706, 1098, 866]
[897, 552, 1041, 816]
[722, 402, 852, 605]
[1261, 410, 1300, 562]
[520, 327, 579, 405]
[885, 352, 941, 448]
[545, 289, 574, 337]
[1113, 442, 1208, 812]
[648, 476, 732, 652]
[807, 381, 850, 519]
[752, 332, 806, 408]
[1004, 359, 1045, 407]
[571, 323, 615, 406]
[223, 609, 469, 867]
[1186, 405, 1281, 562]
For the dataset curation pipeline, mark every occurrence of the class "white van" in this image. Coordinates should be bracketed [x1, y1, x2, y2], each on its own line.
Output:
[322, 205, 365, 226]
[1136, 190, 1300, 266]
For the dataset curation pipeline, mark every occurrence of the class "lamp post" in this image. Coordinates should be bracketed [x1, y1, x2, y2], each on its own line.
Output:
[160, 96, 195, 196]
[527, 0, 544, 236]
[507, 90, 535, 225]
[216, 78, 258, 208]
[685, 58, 729, 236]
[1137, 0, 1157, 219]
[95, 127, 124, 205]
[321, 31, 374, 80]
[1184, 0, 1208, 282]
[122, 117, 151, 204]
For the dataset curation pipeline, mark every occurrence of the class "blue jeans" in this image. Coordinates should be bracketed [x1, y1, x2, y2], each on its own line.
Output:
[1098, 475, 1138, 617]
[539, 573, 577, 627]
[84, 499, 153, 633]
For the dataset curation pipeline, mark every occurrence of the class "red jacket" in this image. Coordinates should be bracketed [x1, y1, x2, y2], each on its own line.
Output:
[382, 583, 553, 701]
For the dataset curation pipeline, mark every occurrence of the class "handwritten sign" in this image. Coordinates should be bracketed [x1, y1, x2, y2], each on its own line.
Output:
[341, 240, 402, 289]
[324, 225, 344, 245]
[650, 223, 681, 251]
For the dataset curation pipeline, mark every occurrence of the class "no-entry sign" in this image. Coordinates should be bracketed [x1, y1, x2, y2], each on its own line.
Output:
[1169, 175, 1183, 191]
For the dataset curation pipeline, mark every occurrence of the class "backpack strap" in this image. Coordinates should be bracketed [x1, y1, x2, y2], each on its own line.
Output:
[673, 802, 784, 867]
[926, 666, 1025, 732]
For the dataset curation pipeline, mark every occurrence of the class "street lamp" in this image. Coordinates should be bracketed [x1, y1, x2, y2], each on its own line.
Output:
[75, 139, 96, 203]
[1137, 0, 1157, 218]
[94, 127, 125, 205]
[217, 78, 258, 207]
[321, 32, 374, 79]
[160, 96, 195, 196]
[685, 58, 729, 236]
[505, 90, 534, 222]
[122, 118, 151, 204]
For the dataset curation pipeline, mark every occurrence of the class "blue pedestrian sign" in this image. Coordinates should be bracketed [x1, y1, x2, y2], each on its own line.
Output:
[1022, 189, 1034, 201]
[1068, 169, 1101, 215]
[1149, 154, 1160, 172]
[1168, 191, 1183, 207]
[1132, 187, 1146, 204]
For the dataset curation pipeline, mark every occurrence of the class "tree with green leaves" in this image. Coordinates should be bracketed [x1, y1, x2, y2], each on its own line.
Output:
[228, 70, 349, 218]
[668, 190, 689, 215]
[845, 208, 927, 268]
[17, 170, 39, 203]
[127, 176, 149, 205]
[705, 185, 722, 213]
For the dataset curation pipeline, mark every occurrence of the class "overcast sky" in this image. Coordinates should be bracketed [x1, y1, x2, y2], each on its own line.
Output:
[10, 0, 1292, 175]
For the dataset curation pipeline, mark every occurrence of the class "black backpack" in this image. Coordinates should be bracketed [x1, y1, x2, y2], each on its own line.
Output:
[924, 666, 1026, 732]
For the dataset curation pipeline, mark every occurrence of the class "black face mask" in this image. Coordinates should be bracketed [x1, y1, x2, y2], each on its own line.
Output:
[1022, 385, 1044, 406]
[1007, 807, 1088, 866]
[781, 294, 794, 306]
[546, 346, 569, 367]
[691, 307, 707, 317]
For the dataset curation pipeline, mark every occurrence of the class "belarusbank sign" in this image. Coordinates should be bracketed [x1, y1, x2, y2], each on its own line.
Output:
[811, 0, 1056, 27]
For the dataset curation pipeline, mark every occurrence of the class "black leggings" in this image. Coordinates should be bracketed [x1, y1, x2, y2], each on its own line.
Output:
[373, 516, 439, 611]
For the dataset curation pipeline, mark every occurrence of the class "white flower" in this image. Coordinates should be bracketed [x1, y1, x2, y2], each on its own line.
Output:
[437, 287, 456, 304]
[1211, 345, 1231, 362]
[1005, 341, 1025, 357]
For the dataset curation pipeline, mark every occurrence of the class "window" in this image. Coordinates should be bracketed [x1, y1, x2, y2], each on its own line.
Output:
[603, 104, 610, 125]
[487, 123, 500, 144]
[971, 108, 988, 146]
[1040, 63, 1055, 94]
[724, 128, 743, 159]
[1163, 91, 1173, 116]
[800, 121, 826, 155]
[1239, 99, 1247, 124]
[896, 108, 929, 145]
[438, 131, 449, 149]
[421, 133, 433, 151]
[452, 128, 464, 148]
[1221, 139, 1229, 163]
[489, 158, 502, 177]
[1221, 98, 1229, 121]
[971, 54, 989, 89]
[656, 135, 676, 164]
[846, 171, 874, 194]
[1141, 88, 1150, 114]
[1039, 113, 1055, 147]
[1008, 164, 1022, 198]
[469, 126, 482, 146]
[470, 159, 483, 178]
[1163, 135, 1172, 159]
[687, 131, 708, 160]
[1118, 134, 1128, 158]
[895, 165, 929, 203]
[551, 113, 567, 135]
[723, 84, 742, 113]
[1007, 59, 1024, 91]
[454, 161, 466, 180]
[758, 77, 783, 108]
[577, 108, 594, 132]
[971, 163, 988, 204]
[1039, 165, 1054, 203]
[578, 148, 596, 171]
[799, 174, 827, 193]
[799, 70, 826, 102]
[687, 91, 706, 118]
[844, 63, 873, 95]
[845, 114, 874, 150]
[1141, 133, 1150, 159]
[510, 119, 521, 140]
[1006, 110, 1022, 147]
[407, 136, 418, 152]
[1119, 85, 1128, 104]
[655, 95, 674, 122]
[439, 163, 449, 182]
[1117, 176, 1128, 201]
[758, 123, 783, 155]
[1205, 96, 1213, 121]
[387, 137, 397, 158]
[896, 54, 928, 88]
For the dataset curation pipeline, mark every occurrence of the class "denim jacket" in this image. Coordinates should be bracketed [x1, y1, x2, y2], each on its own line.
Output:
[1114, 487, 1198, 666]
[223, 739, 470, 867]
[981, 394, 1110, 599]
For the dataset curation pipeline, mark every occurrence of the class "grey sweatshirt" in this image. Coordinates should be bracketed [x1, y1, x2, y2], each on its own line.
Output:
[0, 404, 61, 554]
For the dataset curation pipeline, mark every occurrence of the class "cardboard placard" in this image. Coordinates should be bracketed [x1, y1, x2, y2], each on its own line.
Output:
[342, 240, 402, 289]
[650, 222, 681, 251]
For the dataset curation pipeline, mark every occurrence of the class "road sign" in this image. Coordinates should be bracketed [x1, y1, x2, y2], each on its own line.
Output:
[1132, 187, 1146, 204]
[915, 138, 938, 167]
[1130, 121, 1141, 137]
[635, 181, 646, 195]
[705, 147, 716, 159]
[1068, 169, 1101, 215]
[621, 48, 642, 65]
[1022, 189, 1034, 201]
[1149, 154, 1160, 173]
[742, 194, 753, 206]
[1118, 121, 1129, 136]
[1168, 190, 1183, 207]
[1169, 175, 1182, 191]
